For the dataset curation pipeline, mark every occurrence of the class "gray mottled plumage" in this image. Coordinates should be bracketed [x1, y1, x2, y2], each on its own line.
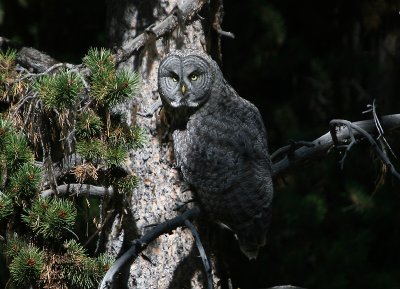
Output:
[158, 50, 273, 259]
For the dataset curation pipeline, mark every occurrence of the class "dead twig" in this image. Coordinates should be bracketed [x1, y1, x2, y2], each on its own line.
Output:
[329, 119, 400, 180]
[99, 207, 201, 289]
[114, 0, 207, 64]
[363, 100, 396, 159]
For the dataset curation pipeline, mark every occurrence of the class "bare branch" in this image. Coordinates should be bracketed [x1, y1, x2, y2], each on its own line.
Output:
[271, 141, 315, 162]
[99, 207, 201, 289]
[366, 100, 397, 158]
[272, 114, 400, 177]
[330, 119, 400, 180]
[214, 29, 235, 39]
[41, 183, 114, 198]
[114, 0, 207, 64]
[329, 120, 357, 168]
[15, 63, 65, 82]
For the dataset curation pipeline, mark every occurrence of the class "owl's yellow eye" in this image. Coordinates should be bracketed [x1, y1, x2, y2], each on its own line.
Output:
[171, 75, 178, 82]
[189, 73, 198, 81]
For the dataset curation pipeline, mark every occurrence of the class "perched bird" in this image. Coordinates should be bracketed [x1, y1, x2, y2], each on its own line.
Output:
[158, 49, 273, 259]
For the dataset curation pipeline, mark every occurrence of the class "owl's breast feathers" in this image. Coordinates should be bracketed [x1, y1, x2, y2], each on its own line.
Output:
[173, 85, 273, 259]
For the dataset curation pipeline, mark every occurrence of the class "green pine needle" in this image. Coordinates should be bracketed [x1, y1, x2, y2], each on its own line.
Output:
[0, 191, 13, 220]
[0, 48, 17, 71]
[2, 132, 34, 172]
[0, 49, 22, 101]
[102, 69, 140, 107]
[75, 110, 103, 139]
[22, 197, 77, 240]
[34, 69, 83, 110]
[21, 197, 50, 234]
[89, 71, 140, 106]
[108, 125, 146, 151]
[104, 143, 128, 167]
[7, 162, 42, 200]
[83, 47, 140, 106]
[126, 126, 147, 150]
[4, 236, 27, 258]
[116, 174, 139, 194]
[83, 47, 114, 75]
[90, 77, 109, 102]
[0, 117, 14, 146]
[21, 197, 50, 228]
[63, 239, 104, 289]
[96, 253, 114, 273]
[76, 139, 105, 161]
[63, 239, 86, 256]
[9, 245, 44, 287]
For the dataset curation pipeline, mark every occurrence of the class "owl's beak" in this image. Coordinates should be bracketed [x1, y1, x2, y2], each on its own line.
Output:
[181, 84, 186, 95]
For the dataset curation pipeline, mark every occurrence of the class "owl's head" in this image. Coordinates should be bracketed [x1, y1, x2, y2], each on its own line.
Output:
[158, 50, 218, 109]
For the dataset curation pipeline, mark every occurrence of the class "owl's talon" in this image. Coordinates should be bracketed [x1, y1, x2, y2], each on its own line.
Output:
[173, 198, 195, 212]
[180, 183, 191, 193]
[143, 223, 159, 228]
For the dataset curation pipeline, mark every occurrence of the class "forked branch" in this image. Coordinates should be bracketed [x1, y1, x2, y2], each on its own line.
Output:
[114, 0, 207, 64]
[99, 207, 201, 289]
[329, 119, 400, 180]
[272, 114, 400, 177]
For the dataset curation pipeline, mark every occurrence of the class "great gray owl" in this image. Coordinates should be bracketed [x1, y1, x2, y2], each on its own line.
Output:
[158, 50, 273, 259]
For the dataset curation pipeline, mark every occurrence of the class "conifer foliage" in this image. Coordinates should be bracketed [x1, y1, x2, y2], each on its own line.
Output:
[0, 47, 144, 288]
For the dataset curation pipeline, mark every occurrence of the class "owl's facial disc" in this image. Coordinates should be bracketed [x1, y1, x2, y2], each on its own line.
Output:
[158, 53, 213, 109]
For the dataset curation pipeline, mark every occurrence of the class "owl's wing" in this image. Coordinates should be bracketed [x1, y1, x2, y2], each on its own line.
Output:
[191, 89, 273, 259]
[184, 84, 273, 239]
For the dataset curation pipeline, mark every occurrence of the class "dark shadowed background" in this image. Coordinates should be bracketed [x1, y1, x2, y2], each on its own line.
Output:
[1, 0, 400, 288]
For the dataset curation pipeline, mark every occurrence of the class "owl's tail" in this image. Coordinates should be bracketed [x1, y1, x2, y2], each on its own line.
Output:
[236, 208, 272, 260]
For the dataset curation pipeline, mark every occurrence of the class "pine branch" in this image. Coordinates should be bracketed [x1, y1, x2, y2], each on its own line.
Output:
[272, 114, 400, 177]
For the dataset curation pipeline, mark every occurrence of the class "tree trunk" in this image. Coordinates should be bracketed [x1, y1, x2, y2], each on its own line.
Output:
[103, 1, 223, 288]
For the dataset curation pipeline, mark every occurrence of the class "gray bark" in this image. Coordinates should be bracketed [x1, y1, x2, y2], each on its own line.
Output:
[103, 1, 222, 288]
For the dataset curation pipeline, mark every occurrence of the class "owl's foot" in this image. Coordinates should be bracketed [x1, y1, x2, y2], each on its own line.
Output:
[173, 198, 195, 212]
